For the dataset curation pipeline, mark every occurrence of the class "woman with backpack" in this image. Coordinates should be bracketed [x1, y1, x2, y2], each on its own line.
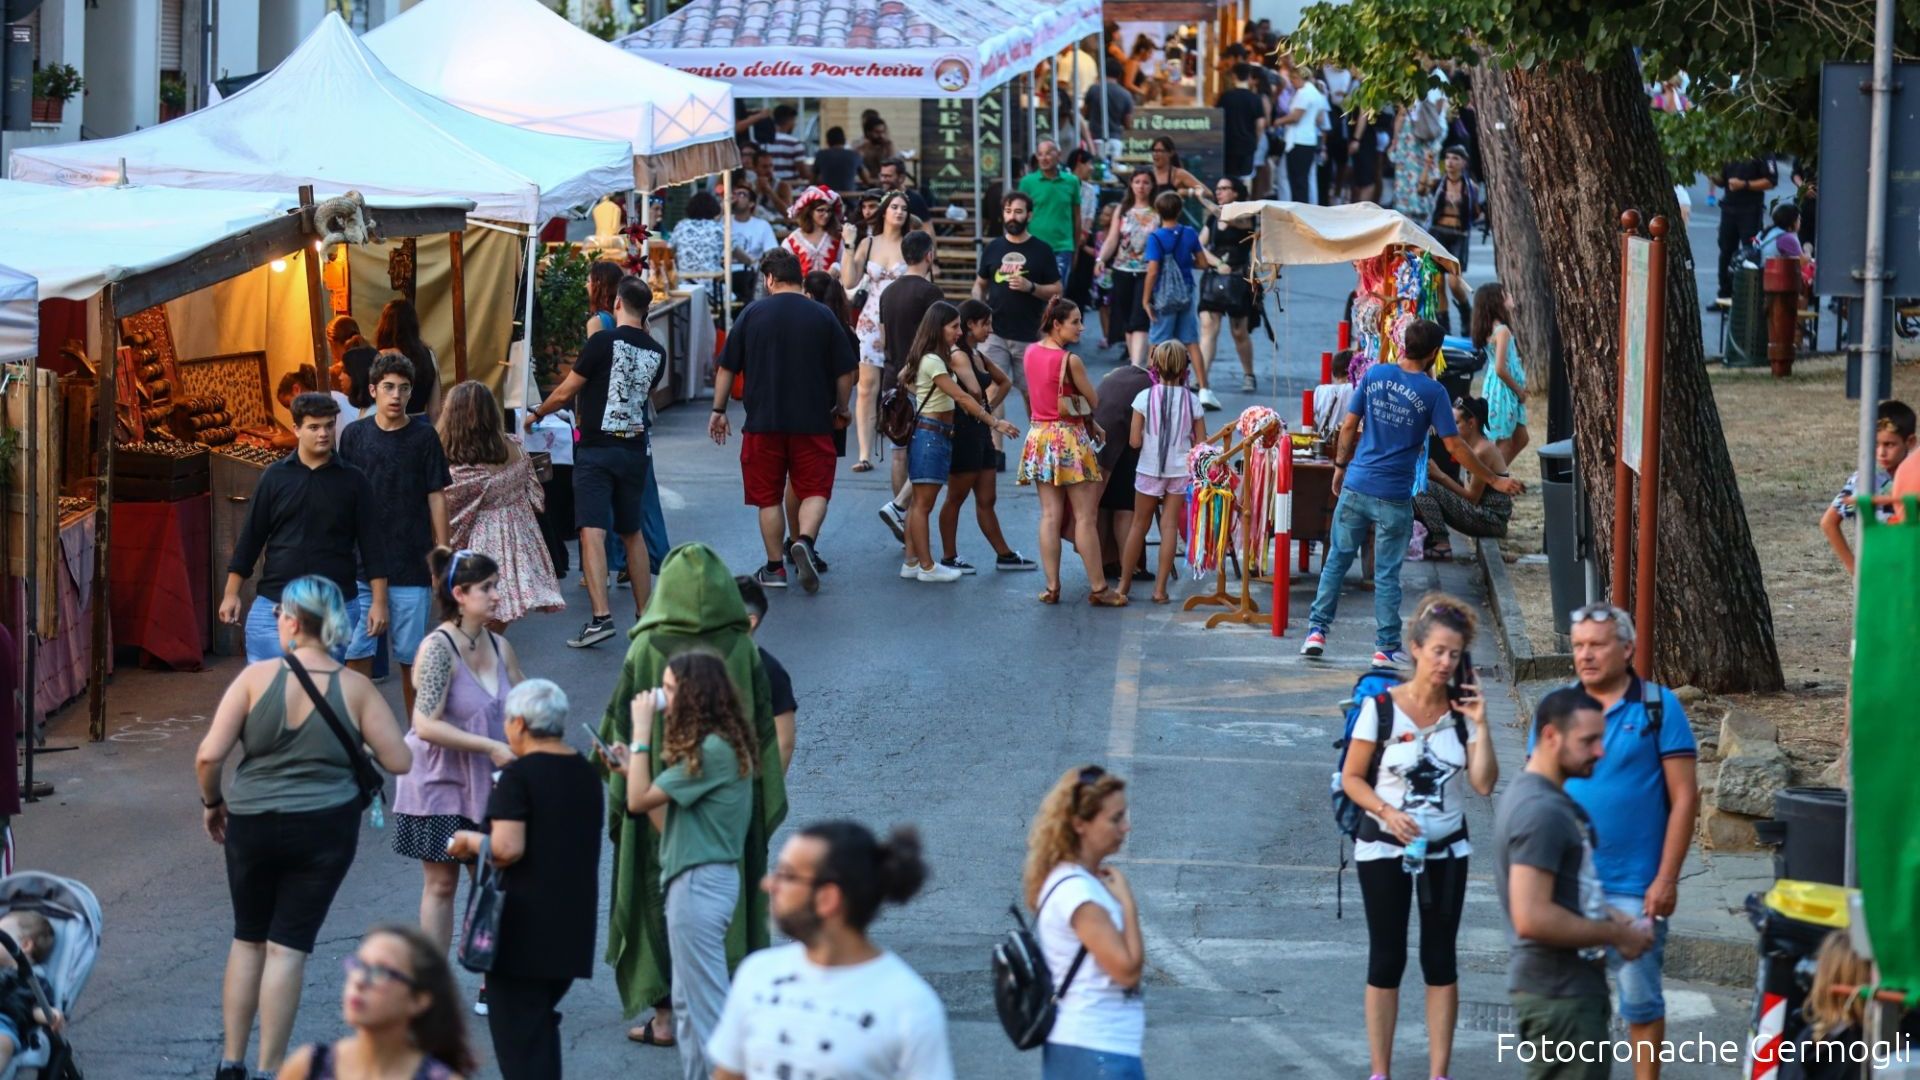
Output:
[1141, 190, 1222, 411]
[1338, 593, 1497, 1080]
[1022, 765, 1145, 1079]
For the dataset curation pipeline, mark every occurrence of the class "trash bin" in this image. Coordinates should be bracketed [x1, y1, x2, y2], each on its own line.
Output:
[1726, 265, 1768, 368]
[1744, 881, 1854, 1080]
[1771, 787, 1848, 886]
[1537, 439, 1587, 636]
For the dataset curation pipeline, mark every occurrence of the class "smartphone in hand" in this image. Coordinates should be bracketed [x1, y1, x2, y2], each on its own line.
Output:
[1449, 649, 1475, 708]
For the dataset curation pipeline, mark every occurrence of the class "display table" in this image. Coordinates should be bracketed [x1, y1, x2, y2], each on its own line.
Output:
[649, 283, 715, 405]
[109, 494, 211, 671]
[18, 512, 110, 719]
[1291, 459, 1337, 570]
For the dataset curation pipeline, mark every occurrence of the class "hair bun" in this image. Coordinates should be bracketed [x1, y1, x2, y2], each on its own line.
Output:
[876, 826, 928, 904]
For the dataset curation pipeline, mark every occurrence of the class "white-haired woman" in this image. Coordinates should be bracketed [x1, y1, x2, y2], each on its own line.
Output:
[195, 574, 413, 1080]
[449, 679, 602, 1079]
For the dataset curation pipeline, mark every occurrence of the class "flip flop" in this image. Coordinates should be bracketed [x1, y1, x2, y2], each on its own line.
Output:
[628, 1022, 676, 1048]
[1038, 586, 1060, 604]
[851, 460, 874, 473]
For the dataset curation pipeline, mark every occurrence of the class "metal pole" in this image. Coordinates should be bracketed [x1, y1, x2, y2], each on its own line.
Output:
[1612, 211, 1637, 611]
[1100, 44, 1111, 150]
[1026, 70, 1038, 168]
[1846, 0, 1895, 898]
[1071, 46, 1082, 153]
[1003, 82, 1014, 193]
[972, 96, 985, 265]
[86, 289, 118, 744]
[721, 171, 734, 335]
[20, 307, 38, 799]
[1633, 216, 1669, 680]
[1049, 57, 1060, 147]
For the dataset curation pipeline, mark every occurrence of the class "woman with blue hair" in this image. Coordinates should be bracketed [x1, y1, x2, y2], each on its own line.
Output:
[195, 574, 413, 1080]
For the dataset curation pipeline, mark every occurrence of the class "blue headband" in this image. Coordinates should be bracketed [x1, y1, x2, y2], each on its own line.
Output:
[446, 549, 473, 598]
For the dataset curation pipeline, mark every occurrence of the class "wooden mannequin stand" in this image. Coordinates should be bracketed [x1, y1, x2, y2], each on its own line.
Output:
[1185, 416, 1283, 628]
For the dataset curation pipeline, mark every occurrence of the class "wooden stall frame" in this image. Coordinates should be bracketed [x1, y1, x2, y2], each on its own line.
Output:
[1184, 415, 1282, 629]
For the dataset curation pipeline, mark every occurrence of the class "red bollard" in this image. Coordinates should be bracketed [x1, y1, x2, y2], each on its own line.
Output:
[1301, 388, 1313, 427]
[1320, 350, 1334, 385]
[1337, 321, 1351, 351]
[1272, 447, 1293, 636]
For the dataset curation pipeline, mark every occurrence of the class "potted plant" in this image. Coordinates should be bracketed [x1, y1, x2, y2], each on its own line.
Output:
[532, 246, 596, 395]
[159, 75, 187, 121]
[31, 64, 83, 124]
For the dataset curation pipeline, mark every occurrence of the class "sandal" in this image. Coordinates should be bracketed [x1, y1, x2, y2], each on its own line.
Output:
[1038, 586, 1061, 604]
[1151, 593, 1171, 604]
[1090, 588, 1129, 607]
[851, 460, 874, 473]
[628, 1020, 676, 1047]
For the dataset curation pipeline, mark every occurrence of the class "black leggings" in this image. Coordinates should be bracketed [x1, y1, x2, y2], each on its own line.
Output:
[1357, 855, 1470, 988]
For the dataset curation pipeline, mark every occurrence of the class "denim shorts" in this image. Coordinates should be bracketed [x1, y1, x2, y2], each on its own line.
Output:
[244, 594, 349, 665]
[908, 416, 954, 484]
[1606, 893, 1669, 1023]
[345, 584, 432, 663]
[1147, 296, 1200, 345]
[1043, 1043, 1146, 1080]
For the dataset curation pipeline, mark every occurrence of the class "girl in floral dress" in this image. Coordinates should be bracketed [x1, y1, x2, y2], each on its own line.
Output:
[843, 192, 912, 470]
[435, 382, 563, 627]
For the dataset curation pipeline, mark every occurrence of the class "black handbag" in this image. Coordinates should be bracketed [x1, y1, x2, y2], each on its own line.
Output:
[1199, 268, 1253, 314]
[283, 652, 386, 823]
[457, 836, 506, 973]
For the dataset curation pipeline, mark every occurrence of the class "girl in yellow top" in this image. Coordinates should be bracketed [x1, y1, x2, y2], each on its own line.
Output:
[898, 302, 1019, 584]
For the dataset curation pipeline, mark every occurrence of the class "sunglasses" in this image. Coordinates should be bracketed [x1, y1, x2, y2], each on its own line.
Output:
[1570, 604, 1628, 625]
[342, 955, 418, 990]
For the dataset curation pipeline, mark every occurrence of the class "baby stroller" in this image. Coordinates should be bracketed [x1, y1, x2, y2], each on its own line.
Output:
[0, 873, 101, 1080]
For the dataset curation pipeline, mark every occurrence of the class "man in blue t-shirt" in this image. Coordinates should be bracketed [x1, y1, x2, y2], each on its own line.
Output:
[1529, 602, 1700, 1079]
[1303, 320, 1524, 663]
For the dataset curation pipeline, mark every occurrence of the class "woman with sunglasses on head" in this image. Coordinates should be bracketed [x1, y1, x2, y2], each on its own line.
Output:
[1338, 594, 1497, 1080]
[1196, 177, 1260, 395]
[276, 924, 476, 1080]
[197, 576, 413, 1080]
[393, 548, 524, 963]
[1023, 766, 1145, 1079]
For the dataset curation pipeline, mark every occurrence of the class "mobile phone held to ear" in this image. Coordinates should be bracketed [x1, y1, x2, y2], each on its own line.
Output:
[1450, 649, 1475, 706]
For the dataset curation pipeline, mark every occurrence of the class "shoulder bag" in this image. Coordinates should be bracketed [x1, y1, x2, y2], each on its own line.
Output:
[457, 835, 506, 973]
[1054, 349, 1092, 418]
[879, 358, 932, 447]
[283, 652, 387, 828]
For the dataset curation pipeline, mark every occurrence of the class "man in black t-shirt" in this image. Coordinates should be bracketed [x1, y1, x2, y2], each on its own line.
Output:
[1711, 156, 1777, 298]
[734, 575, 798, 773]
[711, 249, 858, 594]
[1217, 63, 1268, 185]
[528, 275, 666, 647]
[974, 191, 1062, 421]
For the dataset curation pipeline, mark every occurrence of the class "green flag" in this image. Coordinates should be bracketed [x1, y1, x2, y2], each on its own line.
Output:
[1851, 496, 1920, 997]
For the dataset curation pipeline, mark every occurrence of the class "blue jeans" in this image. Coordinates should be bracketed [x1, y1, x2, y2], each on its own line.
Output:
[1043, 1043, 1146, 1080]
[1054, 250, 1075, 287]
[1605, 892, 1669, 1023]
[1307, 488, 1414, 650]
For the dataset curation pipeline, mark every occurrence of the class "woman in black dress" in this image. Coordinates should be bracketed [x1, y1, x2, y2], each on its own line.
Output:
[1197, 177, 1262, 394]
[448, 679, 601, 1080]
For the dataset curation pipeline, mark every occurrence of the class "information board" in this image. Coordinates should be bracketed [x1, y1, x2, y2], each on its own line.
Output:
[1621, 236, 1652, 474]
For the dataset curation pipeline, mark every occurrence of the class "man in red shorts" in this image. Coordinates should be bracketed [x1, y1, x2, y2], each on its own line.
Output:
[711, 248, 858, 593]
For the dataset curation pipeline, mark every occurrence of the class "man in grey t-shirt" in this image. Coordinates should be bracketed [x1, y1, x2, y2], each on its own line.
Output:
[1494, 688, 1655, 1079]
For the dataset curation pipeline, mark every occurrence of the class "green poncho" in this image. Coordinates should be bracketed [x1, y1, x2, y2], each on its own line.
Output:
[598, 543, 788, 1017]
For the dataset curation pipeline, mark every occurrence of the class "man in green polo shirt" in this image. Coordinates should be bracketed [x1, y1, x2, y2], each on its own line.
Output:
[1017, 140, 1083, 285]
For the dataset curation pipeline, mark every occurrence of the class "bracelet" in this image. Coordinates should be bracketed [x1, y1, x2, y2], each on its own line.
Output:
[711, 406, 726, 415]
[629, 741, 651, 755]
[202, 795, 224, 809]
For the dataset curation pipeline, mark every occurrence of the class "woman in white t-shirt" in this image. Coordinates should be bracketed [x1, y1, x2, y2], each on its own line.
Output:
[1338, 593, 1497, 1080]
[1022, 765, 1146, 1079]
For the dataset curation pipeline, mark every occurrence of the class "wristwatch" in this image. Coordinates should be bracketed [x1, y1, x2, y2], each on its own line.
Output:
[629, 740, 652, 755]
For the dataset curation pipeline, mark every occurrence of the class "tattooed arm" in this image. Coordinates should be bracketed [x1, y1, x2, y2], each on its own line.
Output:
[410, 631, 514, 767]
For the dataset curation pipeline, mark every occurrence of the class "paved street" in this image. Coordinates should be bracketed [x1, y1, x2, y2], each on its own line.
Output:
[20, 253, 1750, 1078]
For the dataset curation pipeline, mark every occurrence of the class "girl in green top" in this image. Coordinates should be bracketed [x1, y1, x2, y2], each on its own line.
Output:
[616, 652, 760, 1079]
[898, 302, 1020, 584]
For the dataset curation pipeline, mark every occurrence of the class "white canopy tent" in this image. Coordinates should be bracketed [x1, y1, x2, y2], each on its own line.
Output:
[0, 263, 34, 364]
[8, 14, 631, 224]
[364, 0, 740, 189]
[1218, 200, 1461, 271]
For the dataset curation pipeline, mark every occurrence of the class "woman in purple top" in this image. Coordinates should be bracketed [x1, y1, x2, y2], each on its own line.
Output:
[393, 547, 523, 956]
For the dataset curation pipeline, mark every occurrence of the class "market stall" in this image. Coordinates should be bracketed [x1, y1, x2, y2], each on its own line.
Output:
[365, 0, 741, 190]
[1104, 0, 1245, 181]
[0, 179, 471, 742]
[7, 13, 633, 408]
[1216, 199, 1459, 565]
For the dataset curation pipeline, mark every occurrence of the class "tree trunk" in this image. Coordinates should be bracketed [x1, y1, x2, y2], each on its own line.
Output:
[1504, 52, 1784, 693]
[1475, 59, 1566, 441]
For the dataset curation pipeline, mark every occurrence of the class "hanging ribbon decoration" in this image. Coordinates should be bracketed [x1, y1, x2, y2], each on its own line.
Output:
[1185, 443, 1237, 580]
[1234, 407, 1284, 579]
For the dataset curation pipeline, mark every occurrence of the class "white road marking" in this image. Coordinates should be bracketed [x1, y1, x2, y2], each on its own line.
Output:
[1107, 625, 1141, 761]
[656, 485, 687, 510]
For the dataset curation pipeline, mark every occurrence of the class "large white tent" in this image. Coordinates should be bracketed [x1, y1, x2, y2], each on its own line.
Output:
[0, 263, 34, 364]
[364, 0, 739, 189]
[8, 14, 631, 225]
[614, 0, 1087, 99]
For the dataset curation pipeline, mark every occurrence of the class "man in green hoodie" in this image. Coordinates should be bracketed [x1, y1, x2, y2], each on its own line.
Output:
[598, 542, 789, 1047]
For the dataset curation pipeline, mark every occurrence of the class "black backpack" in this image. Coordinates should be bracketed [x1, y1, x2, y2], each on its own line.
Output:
[992, 876, 1091, 1050]
[1329, 680, 1467, 918]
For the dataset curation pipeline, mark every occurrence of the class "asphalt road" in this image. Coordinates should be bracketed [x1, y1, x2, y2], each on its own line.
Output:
[19, 248, 1751, 1078]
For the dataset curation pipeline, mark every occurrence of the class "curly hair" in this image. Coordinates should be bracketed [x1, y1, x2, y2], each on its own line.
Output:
[662, 652, 758, 781]
[1408, 591, 1478, 648]
[1022, 766, 1128, 909]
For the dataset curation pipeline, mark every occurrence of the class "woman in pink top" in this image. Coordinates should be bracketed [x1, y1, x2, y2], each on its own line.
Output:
[394, 547, 524, 957]
[1019, 298, 1125, 606]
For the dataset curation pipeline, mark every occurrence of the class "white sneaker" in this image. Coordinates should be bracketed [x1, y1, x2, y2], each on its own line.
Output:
[899, 562, 921, 579]
[1199, 387, 1224, 411]
[915, 562, 964, 583]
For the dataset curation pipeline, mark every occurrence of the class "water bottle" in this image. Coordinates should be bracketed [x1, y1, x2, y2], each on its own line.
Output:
[1401, 809, 1427, 875]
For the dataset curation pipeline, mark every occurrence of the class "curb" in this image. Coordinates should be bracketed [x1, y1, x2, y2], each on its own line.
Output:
[1474, 538, 1571, 683]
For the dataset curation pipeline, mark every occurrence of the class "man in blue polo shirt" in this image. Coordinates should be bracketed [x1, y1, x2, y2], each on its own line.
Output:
[1303, 320, 1523, 664]
[1531, 602, 1700, 1080]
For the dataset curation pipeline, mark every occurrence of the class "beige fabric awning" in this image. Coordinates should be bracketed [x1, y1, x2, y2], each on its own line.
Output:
[1217, 200, 1461, 271]
[636, 140, 744, 191]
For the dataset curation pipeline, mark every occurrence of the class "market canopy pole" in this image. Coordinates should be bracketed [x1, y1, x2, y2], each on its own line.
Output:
[86, 288, 119, 744]
[299, 187, 328, 372]
[972, 98, 986, 265]
[448, 232, 469, 383]
[1003, 82, 1014, 193]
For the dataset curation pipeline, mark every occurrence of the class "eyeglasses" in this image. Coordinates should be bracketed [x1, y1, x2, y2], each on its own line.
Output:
[342, 955, 418, 990]
[768, 865, 820, 888]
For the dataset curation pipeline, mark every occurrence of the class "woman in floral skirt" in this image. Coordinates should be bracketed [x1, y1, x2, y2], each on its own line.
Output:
[1020, 298, 1125, 607]
[436, 381, 563, 628]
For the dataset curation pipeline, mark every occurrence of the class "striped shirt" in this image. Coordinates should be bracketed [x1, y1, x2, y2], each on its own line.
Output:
[766, 132, 808, 183]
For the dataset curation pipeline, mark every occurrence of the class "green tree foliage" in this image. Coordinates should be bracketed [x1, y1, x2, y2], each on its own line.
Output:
[1295, 0, 1917, 176]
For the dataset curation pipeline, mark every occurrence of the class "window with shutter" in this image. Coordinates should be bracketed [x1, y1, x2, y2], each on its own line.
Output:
[159, 0, 183, 71]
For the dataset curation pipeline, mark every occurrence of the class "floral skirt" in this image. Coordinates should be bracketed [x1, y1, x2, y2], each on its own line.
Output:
[1018, 421, 1102, 487]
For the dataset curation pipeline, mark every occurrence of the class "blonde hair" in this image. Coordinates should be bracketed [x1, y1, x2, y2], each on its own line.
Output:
[1022, 766, 1127, 909]
[1407, 591, 1477, 648]
[1805, 931, 1872, 1040]
[1147, 341, 1189, 384]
